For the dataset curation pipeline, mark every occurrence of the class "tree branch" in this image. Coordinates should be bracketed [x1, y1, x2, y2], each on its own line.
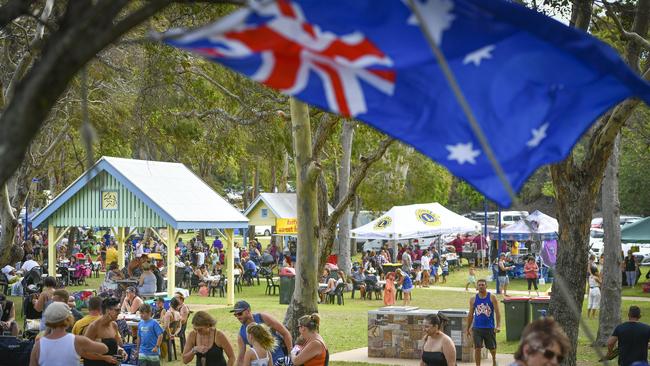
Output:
[311, 114, 337, 158]
[0, 0, 33, 31]
[326, 137, 394, 229]
[604, 1, 650, 57]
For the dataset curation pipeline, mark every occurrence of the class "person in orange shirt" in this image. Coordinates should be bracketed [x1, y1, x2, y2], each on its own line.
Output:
[291, 314, 327, 366]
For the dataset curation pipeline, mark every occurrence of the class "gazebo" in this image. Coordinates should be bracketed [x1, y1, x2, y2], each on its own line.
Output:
[31, 156, 248, 303]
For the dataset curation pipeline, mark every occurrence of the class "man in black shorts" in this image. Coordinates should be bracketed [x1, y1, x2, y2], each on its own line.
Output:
[466, 279, 500, 366]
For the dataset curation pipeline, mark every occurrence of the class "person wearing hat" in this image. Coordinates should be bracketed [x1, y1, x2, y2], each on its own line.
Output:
[29, 302, 109, 366]
[84, 297, 128, 365]
[497, 253, 514, 297]
[233, 300, 292, 366]
[121, 286, 144, 314]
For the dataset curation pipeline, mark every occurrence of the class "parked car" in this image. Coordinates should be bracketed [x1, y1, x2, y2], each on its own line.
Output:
[253, 225, 272, 236]
[591, 215, 643, 229]
[588, 228, 604, 259]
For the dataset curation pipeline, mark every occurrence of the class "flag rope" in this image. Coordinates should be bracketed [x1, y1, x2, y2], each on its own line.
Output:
[406, 0, 608, 364]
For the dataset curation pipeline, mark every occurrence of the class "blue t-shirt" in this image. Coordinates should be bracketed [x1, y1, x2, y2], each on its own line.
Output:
[138, 319, 164, 356]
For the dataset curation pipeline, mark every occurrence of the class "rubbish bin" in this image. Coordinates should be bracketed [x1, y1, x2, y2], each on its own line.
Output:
[279, 274, 295, 304]
[530, 296, 551, 321]
[439, 309, 469, 361]
[502, 297, 530, 341]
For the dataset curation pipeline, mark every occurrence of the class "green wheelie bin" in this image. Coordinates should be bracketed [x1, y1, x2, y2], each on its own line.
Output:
[530, 296, 551, 321]
[502, 297, 530, 341]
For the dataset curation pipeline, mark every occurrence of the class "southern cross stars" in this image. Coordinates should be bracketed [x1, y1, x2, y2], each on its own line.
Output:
[446, 142, 480, 164]
[405, 0, 455, 45]
[526, 122, 549, 148]
[463, 44, 495, 66]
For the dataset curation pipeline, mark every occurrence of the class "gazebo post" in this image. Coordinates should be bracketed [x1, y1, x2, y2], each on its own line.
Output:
[167, 225, 177, 297]
[225, 228, 234, 306]
[117, 227, 126, 269]
[48, 224, 56, 277]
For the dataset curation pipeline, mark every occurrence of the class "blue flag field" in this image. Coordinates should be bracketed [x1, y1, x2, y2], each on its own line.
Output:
[164, 0, 650, 206]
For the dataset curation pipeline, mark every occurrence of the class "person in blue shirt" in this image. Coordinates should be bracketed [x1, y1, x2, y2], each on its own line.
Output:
[245, 258, 258, 277]
[467, 279, 501, 366]
[137, 303, 164, 366]
[398, 269, 413, 306]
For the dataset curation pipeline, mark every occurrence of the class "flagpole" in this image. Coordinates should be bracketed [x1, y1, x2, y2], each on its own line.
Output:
[406, 1, 608, 363]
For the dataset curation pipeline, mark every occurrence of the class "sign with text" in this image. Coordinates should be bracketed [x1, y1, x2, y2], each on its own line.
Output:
[276, 218, 298, 235]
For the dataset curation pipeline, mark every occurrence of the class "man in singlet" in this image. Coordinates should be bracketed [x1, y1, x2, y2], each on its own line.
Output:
[233, 300, 293, 366]
[466, 279, 500, 366]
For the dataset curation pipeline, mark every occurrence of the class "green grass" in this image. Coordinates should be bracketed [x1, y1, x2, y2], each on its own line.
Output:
[10, 263, 649, 365]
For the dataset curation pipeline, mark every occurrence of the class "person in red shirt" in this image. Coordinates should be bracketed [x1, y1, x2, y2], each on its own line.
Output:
[450, 234, 464, 261]
[523, 257, 540, 297]
[472, 234, 488, 268]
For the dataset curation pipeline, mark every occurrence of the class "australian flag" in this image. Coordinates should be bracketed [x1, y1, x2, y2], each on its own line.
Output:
[163, 0, 650, 207]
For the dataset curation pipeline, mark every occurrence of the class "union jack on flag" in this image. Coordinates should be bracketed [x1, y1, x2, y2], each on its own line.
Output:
[164, 0, 650, 207]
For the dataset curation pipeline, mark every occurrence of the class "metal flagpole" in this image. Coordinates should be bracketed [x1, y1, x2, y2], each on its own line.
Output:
[406, 0, 608, 362]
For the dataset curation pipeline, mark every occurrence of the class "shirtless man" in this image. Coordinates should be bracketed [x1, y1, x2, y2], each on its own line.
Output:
[84, 297, 127, 365]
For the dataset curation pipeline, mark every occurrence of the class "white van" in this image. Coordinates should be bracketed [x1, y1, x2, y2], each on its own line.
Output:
[499, 211, 529, 227]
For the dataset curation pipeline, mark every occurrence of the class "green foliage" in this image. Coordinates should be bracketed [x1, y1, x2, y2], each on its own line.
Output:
[620, 106, 650, 216]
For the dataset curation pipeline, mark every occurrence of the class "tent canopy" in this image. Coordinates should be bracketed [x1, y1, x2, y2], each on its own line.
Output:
[350, 202, 480, 240]
[490, 210, 558, 241]
[621, 217, 650, 243]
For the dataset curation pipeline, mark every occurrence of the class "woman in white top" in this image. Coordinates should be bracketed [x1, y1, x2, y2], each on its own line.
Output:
[244, 323, 275, 366]
[420, 250, 431, 287]
[587, 266, 602, 319]
[29, 302, 108, 366]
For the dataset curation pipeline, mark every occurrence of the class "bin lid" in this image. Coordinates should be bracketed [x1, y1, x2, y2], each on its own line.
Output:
[502, 296, 531, 302]
[530, 296, 551, 303]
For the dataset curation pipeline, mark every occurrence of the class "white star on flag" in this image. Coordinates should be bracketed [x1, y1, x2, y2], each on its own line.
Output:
[446, 142, 480, 164]
[405, 0, 455, 45]
[463, 44, 495, 66]
[526, 122, 549, 147]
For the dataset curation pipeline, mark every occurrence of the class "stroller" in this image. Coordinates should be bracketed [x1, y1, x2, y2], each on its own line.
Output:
[22, 285, 41, 340]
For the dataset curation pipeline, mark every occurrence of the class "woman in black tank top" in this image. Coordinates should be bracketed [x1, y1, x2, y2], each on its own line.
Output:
[182, 311, 235, 366]
[421, 313, 456, 366]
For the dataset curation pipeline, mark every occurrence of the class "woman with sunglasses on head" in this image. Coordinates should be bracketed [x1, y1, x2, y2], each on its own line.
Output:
[421, 313, 455, 366]
[83, 297, 128, 365]
[291, 314, 328, 366]
[182, 310, 235, 366]
[510, 318, 570, 366]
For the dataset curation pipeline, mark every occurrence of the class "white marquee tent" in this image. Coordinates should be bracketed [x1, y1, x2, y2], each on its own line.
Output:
[490, 210, 558, 241]
[350, 202, 481, 240]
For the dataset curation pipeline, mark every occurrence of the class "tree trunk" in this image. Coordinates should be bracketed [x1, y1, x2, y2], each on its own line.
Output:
[254, 161, 260, 200]
[0, 184, 19, 265]
[351, 195, 360, 257]
[270, 162, 277, 193]
[597, 134, 622, 345]
[335, 120, 354, 275]
[550, 161, 600, 366]
[280, 149, 289, 193]
[284, 98, 319, 340]
[241, 164, 249, 208]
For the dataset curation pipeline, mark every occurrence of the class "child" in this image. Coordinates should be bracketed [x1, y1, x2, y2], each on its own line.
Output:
[290, 335, 306, 358]
[398, 269, 413, 306]
[383, 272, 396, 306]
[431, 256, 440, 284]
[440, 258, 449, 284]
[414, 267, 422, 288]
[244, 323, 277, 366]
[465, 265, 477, 291]
[198, 281, 209, 297]
[137, 303, 164, 366]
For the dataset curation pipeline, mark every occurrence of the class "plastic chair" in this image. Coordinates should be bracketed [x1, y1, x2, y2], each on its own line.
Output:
[265, 276, 279, 295]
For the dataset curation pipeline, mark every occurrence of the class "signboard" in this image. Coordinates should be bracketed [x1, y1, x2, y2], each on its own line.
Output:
[101, 190, 118, 210]
[276, 218, 298, 235]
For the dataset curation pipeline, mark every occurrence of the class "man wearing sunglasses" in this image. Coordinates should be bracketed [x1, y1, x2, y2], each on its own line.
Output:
[511, 318, 570, 366]
[232, 300, 293, 366]
[608, 306, 650, 366]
